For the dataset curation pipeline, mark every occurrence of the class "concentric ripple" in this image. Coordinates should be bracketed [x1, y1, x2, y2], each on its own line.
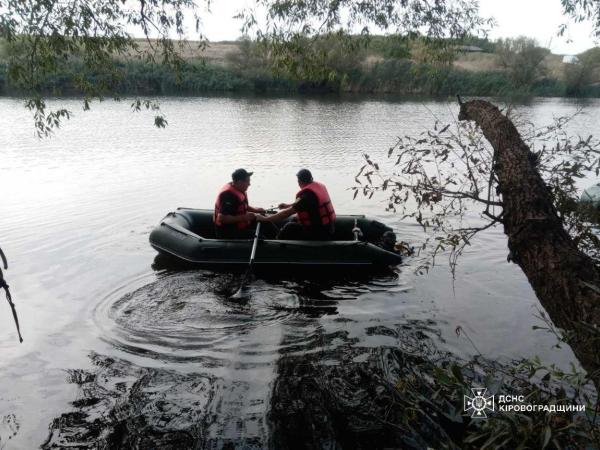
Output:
[94, 267, 407, 368]
[94, 271, 305, 365]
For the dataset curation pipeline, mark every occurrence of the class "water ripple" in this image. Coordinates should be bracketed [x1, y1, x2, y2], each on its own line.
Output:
[94, 272, 304, 364]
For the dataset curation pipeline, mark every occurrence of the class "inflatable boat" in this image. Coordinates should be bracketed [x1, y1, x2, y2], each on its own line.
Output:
[149, 208, 403, 267]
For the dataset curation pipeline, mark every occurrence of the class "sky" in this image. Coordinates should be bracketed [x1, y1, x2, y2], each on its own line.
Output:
[196, 0, 597, 55]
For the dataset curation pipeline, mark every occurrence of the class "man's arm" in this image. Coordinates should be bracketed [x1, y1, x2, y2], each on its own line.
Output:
[257, 207, 295, 222]
[259, 195, 310, 222]
[247, 206, 266, 214]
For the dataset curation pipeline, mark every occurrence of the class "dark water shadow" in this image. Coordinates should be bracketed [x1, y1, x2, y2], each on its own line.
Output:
[41, 320, 483, 450]
[44, 255, 430, 449]
[152, 254, 400, 318]
[45, 252, 599, 449]
[42, 352, 220, 449]
[268, 320, 466, 450]
[93, 258, 402, 365]
[42, 322, 463, 450]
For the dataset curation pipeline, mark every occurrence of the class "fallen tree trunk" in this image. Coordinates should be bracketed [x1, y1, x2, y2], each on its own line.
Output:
[458, 99, 600, 388]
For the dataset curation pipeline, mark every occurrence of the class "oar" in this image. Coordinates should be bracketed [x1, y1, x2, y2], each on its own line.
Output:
[230, 222, 261, 300]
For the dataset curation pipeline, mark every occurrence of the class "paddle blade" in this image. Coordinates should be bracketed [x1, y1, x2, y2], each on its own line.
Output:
[229, 223, 260, 301]
[229, 285, 250, 301]
[228, 268, 252, 301]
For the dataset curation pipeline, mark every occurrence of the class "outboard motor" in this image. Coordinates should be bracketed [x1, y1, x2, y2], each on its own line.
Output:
[356, 218, 412, 257]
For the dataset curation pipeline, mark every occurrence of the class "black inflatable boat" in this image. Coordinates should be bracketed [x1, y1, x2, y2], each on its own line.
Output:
[149, 208, 403, 267]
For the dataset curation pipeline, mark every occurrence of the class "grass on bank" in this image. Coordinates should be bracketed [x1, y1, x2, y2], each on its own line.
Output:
[2, 35, 600, 97]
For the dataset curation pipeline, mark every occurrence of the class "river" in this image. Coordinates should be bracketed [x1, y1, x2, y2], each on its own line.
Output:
[1, 95, 598, 448]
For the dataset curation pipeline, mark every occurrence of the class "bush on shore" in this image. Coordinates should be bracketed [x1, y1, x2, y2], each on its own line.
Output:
[2, 35, 600, 98]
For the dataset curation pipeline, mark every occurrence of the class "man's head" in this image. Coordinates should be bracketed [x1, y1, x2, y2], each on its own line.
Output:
[231, 168, 253, 192]
[296, 168, 313, 187]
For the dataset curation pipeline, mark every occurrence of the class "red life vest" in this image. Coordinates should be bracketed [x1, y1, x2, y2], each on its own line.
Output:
[296, 181, 336, 227]
[214, 183, 250, 229]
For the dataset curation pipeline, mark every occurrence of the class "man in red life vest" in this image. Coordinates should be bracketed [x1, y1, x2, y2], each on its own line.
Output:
[258, 169, 336, 240]
[214, 168, 267, 239]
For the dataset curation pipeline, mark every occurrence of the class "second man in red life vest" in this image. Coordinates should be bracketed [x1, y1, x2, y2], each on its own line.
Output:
[257, 169, 336, 240]
[214, 168, 268, 239]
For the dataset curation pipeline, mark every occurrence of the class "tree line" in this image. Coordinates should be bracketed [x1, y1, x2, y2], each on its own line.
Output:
[2, 34, 600, 98]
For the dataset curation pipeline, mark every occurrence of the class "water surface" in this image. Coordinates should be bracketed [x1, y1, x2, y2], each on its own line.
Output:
[1, 95, 598, 448]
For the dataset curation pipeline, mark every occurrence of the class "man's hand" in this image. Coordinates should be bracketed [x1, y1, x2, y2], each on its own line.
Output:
[255, 207, 266, 214]
[278, 203, 290, 210]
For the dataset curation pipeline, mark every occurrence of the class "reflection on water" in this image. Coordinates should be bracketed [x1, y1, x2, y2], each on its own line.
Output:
[269, 323, 452, 450]
[40, 318, 506, 449]
[42, 352, 218, 449]
[1, 95, 598, 448]
[42, 320, 459, 449]
[84, 265, 408, 448]
[0, 415, 19, 448]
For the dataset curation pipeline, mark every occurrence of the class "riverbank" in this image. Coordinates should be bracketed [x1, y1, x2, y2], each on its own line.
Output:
[2, 58, 600, 98]
[2, 38, 600, 98]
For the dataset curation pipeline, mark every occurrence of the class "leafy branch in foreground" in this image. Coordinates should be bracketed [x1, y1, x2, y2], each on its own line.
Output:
[560, 0, 600, 39]
[353, 107, 600, 274]
[356, 98, 600, 394]
[424, 354, 600, 449]
[1, 0, 493, 136]
[0, 0, 205, 136]
[237, 0, 494, 85]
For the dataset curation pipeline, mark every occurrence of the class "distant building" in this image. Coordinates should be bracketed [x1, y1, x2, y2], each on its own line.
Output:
[562, 55, 580, 64]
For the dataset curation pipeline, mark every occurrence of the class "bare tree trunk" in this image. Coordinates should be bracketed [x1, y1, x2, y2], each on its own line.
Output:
[458, 99, 600, 388]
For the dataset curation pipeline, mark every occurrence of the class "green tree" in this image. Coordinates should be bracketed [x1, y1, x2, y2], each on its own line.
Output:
[367, 34, 411, 59]
[3, 0, 600, 134]
[564, 47, 600, 96]
[495, 36, 550, 87]
[0, 0, 205, 135]
[0, 0, 494, 135]
[240, 0, 493, 84]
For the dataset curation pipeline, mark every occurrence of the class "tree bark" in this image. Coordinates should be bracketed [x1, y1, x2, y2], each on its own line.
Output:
[458, 99, 600, 387]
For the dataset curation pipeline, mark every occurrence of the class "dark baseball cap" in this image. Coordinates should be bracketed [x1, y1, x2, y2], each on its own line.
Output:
[232, 168, 253, 181]
[296, 168, 313, 183]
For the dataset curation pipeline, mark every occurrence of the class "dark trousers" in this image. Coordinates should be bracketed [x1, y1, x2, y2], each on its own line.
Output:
[276, 222, 335, 241]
